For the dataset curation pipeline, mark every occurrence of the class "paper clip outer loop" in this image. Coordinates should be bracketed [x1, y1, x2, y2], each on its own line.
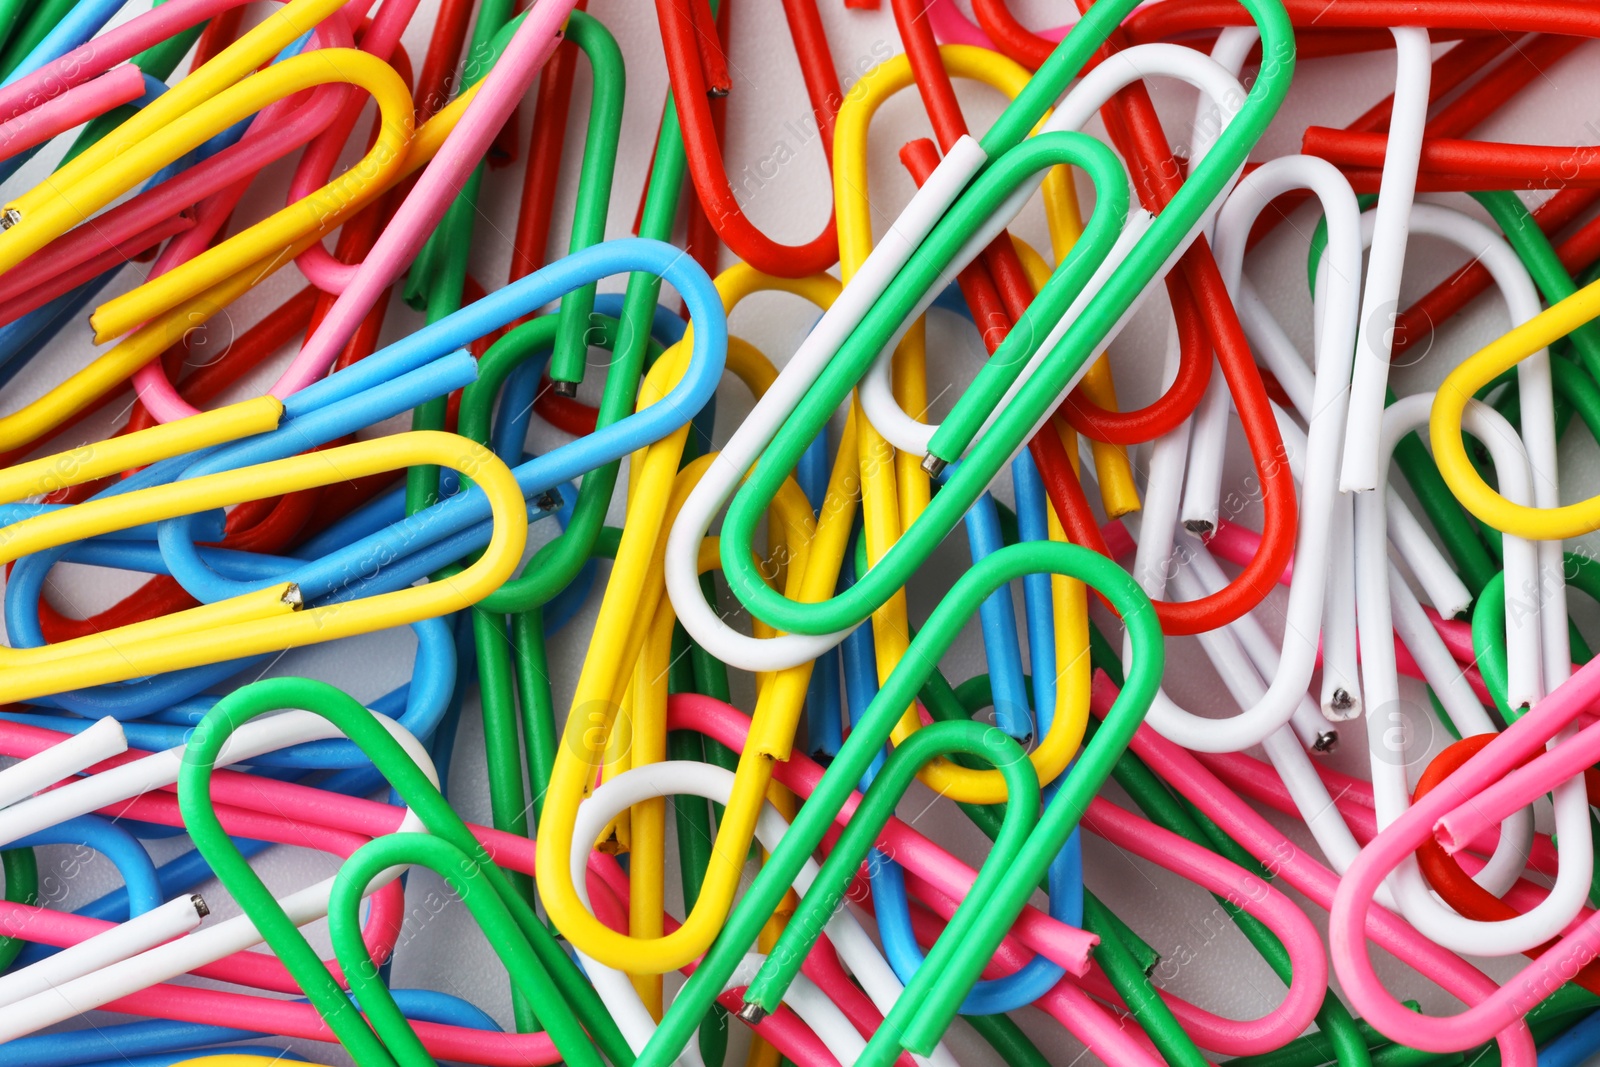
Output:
[0, 431, 526, 704]
[1431, 278, 1600, 539]
[536, 263, 858, 976]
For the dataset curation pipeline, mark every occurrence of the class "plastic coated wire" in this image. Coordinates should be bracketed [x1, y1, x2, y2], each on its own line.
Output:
[653, 0, 840, 277]
[178, 677, 627, 1067]
[534, 263, 858, 975]
[713, 0, 1293, 642]
[716, 131, 1129, 638]
[7, 988, 504, 1066]
[327, 833, 576, 1066]
[1431, 268, 1600, 538]
[3, 2, 1600, 1067]
[0, 430, 524, 704]
[746, 709, 1047, 1015]
[634, 540, 1164, 1067]
[839, 46, 1128, 759]
[142, 239, 722, 619]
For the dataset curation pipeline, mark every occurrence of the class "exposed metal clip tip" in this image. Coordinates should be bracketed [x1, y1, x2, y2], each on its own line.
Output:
[920, 454, 946, 478]
[736, 1002, 768, 1025]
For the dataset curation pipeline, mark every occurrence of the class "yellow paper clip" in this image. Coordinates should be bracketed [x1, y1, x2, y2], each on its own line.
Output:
[0, 415, 525, 704]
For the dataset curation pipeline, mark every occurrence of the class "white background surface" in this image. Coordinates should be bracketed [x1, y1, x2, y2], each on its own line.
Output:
[5, 1, 1600, 1064]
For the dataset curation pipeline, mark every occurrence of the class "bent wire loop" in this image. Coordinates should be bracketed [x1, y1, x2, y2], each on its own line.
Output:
[0, 430, 524, 704]
[633, 539, 1165, 1067]
[713, 0, 1294, 645]
[14, 2, 1600, 1067]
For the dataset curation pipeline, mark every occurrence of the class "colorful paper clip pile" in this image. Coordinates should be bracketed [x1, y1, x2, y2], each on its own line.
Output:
[7, 0, 1600, 1065]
